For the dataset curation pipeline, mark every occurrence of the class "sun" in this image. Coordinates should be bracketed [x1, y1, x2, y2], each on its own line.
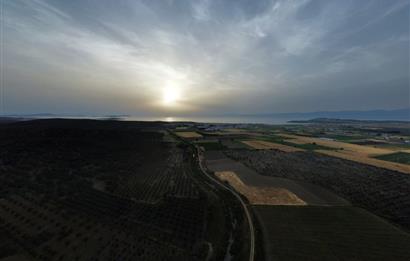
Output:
[162, 85, 181, 105]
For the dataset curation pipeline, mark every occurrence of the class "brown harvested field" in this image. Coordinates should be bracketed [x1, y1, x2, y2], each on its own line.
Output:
[283, 138, 310, 145]
[241, 140, 305, 152]
[215, 171, 306, 205]
[205, 154, 349, 206]
[278, 133, 410, 173]
[222, 128, 246, 133]
[201, 131, 232, 136]
[317, 150, 410, 174]
[174, 131, 203, 138]
[279, 134, 392, 156]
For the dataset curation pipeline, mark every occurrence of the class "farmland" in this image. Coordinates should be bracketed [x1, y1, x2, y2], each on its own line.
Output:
[254, 205, 410, 261]
[0, 119, 245, 261]
[195, 141, 226, 151]
[375, 152, 410, 164]
[175, 131, 203, 138]
[227, 149, 410, 230]
[279, 133, 396, 155]
[1, 118, 410, 261]
[242, 134, 336, 151]
[241, 140, 304, 152]
[204, 151, 349, 206]
[276, 133, 410, 173]
[178, 119, 410, 260]
[215, 171, 306, 205]
[317, 149, 410, 173]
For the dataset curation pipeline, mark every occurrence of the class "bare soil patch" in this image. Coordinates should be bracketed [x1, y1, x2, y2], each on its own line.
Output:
[215, 171, 306, 205]
[205, 155, 349, 206]
[317, 149, 410, 174]
[241, 140, 304, 152]
[174, 131, 203, 138]
[279, 133, 392, 155]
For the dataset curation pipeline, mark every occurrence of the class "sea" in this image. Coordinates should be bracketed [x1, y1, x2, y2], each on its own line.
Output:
[8, 115, 306, 125]
[121, 116, 299, 125]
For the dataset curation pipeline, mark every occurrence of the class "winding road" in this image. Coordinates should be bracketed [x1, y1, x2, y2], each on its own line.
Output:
[195, 146, 255, 261]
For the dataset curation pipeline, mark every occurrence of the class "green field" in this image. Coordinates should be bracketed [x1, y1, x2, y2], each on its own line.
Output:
[221, 139, 252, 149]
[253, 206, 410, 261]
[196, 141, 226, 151]
[327, 135, 367, 142]
[375, 152, 410, 165]
[250, 135, 336, 151]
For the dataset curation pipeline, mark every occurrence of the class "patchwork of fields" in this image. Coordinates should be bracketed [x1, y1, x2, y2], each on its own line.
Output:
[227, 149, 410, 230]
[317, 149, 410, 173]
[181, 122, 410, 260]
[1, 119, 409, 261]
[279, 133, 410, 173]
[205, 151, 349, 206]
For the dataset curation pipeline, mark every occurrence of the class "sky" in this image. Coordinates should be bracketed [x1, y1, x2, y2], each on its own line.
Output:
[1, 0, 409, 116]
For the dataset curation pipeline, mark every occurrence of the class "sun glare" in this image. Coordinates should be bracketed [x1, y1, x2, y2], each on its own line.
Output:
[162, 85, 181, 106]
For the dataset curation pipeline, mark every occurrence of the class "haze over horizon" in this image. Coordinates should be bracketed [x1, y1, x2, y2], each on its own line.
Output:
[1, 0, 409, 116]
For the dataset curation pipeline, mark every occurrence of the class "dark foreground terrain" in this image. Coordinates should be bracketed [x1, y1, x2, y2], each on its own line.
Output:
[254, 206, 410, 261]
[1, 119, 410, 261]
[0, 119, 249, 261]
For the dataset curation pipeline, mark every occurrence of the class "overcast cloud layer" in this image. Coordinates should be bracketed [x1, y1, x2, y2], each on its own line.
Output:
[2, 0, 409, 115]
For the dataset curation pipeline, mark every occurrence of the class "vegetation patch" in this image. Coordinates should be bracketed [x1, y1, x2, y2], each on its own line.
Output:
[254, 205, 410, 261]
[227, 149, 410, 230]
[327, 135, 368, 142]
[196, 141, 226, 151]
[317, 150, 410, 173]
[242, 140, 304, 152]
[174, 131, 203, 138]
[375, 152, 410, 165]
[247, 135, 335, 151]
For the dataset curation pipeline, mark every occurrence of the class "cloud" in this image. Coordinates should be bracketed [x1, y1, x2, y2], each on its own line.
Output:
[192, 0, 211, 21]
[2, 0, 409, 115]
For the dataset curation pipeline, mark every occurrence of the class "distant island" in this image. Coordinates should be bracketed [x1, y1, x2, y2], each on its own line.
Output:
[289, 118, 410, 124]
[244, 108, 410, 121]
